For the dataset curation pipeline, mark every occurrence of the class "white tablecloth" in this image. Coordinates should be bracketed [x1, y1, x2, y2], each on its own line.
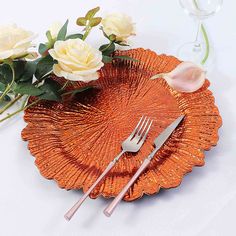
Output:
[0, 0, 235, 235]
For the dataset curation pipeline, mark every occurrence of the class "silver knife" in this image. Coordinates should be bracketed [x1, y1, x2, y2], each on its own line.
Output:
[103, 115, 185, 217]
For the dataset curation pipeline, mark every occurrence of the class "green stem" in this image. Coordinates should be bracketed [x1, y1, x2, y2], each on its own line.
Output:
[59, 80, 70, 91]
[200, 24, 210, 65]
[150, 73, 166, 80]
[0, 99, 40, 123]
[0, 94, 23, 114]
[21, 95, 29, 109]
[0, 74, 50, 115]
[82, 26, 92, 40]
[101, 41, 113, 52]
[0, 63, 15, 103]
[193, 0, 198, 8]
[193, 0, 210, 65]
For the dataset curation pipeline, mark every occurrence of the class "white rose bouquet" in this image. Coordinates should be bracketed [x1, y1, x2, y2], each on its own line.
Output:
[0, 7, 136, 123]
[0, 6, 204, 124]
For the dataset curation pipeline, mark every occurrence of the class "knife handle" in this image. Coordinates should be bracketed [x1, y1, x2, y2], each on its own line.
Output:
[103, 158, 151, 217]
[64, 161, 115, 221]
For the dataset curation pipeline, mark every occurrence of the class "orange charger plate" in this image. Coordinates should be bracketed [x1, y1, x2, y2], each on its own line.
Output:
[22, 48, 222, 201]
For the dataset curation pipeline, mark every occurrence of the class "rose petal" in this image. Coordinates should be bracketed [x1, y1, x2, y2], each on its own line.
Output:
[0, 24, 36, 61]
[164, 62, 206, 93]
[101, 13, 135, 42]
[50, 39, 103, 82]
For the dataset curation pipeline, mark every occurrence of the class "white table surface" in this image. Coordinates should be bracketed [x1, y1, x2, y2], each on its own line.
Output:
[0, 0, 235, 235]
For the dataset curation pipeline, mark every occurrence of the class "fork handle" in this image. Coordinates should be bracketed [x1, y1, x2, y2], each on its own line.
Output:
[103, 158, 151, 217]
[64, 151, 125, 221]
[65, 161, 115, 221]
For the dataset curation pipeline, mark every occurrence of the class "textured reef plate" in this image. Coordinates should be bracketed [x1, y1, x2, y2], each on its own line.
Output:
[22, 48, 222, 201]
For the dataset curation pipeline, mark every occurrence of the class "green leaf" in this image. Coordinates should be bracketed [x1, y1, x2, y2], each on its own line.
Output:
[38, 79, 61, 101]
[102, 55, 113, 63]
[13, 61, 26, 81]
[0, 64, 13, 84]
[39, 43, 48, 55]
[99, 43, 115, 56]
[66, 33, 83, 40]
[0, 82, 6, 92]
[114, 55, 138, 62]
[13, 82, 44, 96]
[89, 17, 102, 27]
[35, 55, 55, 80]
[115, 41, 129, 46]
[57, 20, 69, 41]
[76, 17, 87, 26]
[63, 86, 93, 96]
[85, 6, 100, 20]
[19, 61, 37, 82]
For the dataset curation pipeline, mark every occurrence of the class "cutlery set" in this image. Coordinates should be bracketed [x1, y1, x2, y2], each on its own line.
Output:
[65, 115, 184, 221]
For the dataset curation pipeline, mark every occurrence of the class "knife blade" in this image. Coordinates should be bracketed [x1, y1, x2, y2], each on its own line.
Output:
[148, 114, 185, 159]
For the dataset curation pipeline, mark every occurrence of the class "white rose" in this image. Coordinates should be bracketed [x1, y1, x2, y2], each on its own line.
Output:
[0, 24, 36, 62]
[101, 13, 135, 42]
[48, 22, 62, 39]
[49, 39, 104, 82]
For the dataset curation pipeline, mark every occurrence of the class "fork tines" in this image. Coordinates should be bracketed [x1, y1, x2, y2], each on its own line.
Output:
[130, 116, 153, 144]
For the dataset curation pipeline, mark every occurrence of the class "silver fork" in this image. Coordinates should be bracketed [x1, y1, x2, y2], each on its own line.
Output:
[64, 116, 153, 221]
